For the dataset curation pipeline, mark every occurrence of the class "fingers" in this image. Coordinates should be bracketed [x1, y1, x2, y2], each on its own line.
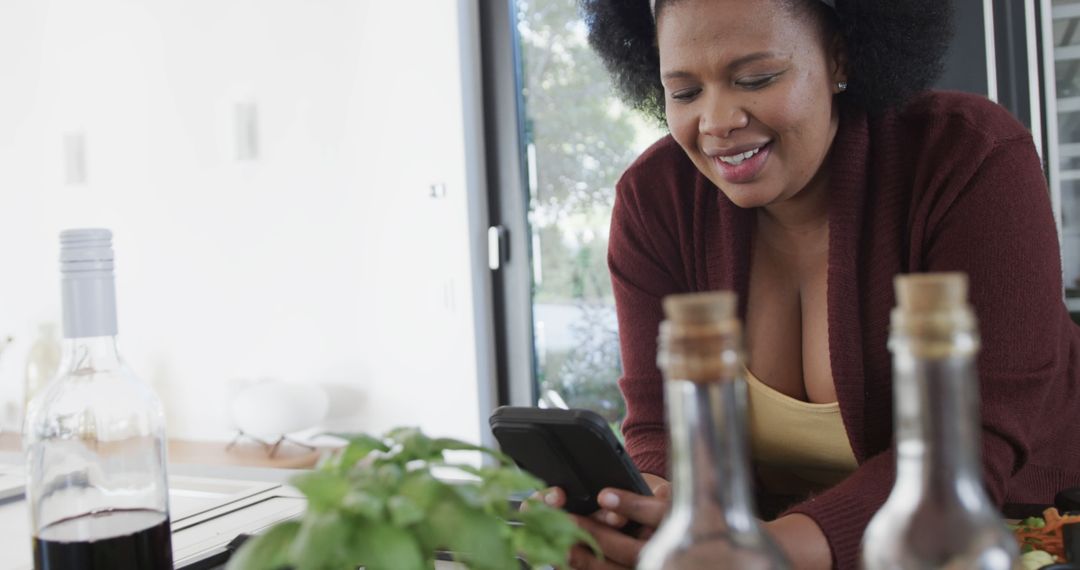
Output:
[544, 486, 567, 507]
[636, 525, 657, 541]
[590, 509, 628, 528]
[525, 487, 567, 512]
[562, 487, 661, 569]
[641, 473, 670, 496]
[572, 514, 644, 568]
[597, 487, 668, 528]
[573, 515, 643, 567]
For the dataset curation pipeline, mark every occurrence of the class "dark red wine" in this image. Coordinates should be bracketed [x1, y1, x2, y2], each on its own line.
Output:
[33, 508, 173, 570]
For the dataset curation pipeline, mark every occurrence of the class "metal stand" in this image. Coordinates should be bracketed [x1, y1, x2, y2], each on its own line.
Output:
[226, 430, 316, 458]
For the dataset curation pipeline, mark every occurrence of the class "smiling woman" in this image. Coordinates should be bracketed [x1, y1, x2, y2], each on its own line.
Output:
[657, 1, 842, 210]
[560, 0, 1080, 570]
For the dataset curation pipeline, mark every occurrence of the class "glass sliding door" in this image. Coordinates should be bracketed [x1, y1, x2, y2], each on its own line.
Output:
[513, 0, 663, 425]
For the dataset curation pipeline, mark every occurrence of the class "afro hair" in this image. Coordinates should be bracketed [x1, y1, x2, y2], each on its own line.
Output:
[579, 0, 954, 122]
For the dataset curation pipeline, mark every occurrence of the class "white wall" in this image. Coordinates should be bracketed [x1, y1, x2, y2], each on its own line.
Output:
[0, 0, 493, 445]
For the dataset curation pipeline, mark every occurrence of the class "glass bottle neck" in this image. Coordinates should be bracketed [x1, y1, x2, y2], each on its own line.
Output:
[892, 339, 983, 498]
[61, 272, 118, 339]
[58, 335, 122, 376]
[667, 378, 758, 532]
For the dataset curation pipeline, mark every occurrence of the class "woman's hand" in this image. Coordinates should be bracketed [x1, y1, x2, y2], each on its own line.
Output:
[551, 476, 830, 570]
[763, 514, 832, 570]
[549, 473, 671, 569]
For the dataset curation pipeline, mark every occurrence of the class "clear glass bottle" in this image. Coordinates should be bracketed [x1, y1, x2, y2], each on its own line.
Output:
[24, 229, 173, 570]
[638, 292, 789, 570]
[862, 273, 1018, 570]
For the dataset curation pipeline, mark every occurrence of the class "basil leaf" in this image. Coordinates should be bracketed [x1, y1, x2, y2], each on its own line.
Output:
[396, 471, 445, 511]
[287, 511, 350, 570]
[341, 489, 386, 521]
[517, 501, 600, 556]
[416, 494, 515, 570]
[335, 433, 390, 473]
[345, 522, 427, 570]
[225, 521, 300, 570]
[513, 528, 570, 569]
[388, 495, 425, 527]
[290, 470, 350, 513]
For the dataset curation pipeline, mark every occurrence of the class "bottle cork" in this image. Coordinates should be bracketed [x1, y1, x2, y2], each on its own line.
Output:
[658, 291, 741, 382]
[662, 291, 736, 325]
[890, 272, 978, 356]
[894, 272, 968, 314]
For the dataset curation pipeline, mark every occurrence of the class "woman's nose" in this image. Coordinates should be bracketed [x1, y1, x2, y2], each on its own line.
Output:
[699, 98, 749, 138]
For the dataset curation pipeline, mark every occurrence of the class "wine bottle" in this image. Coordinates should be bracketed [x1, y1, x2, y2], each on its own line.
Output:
[637, 291, 789, 570]
[861, 272, 1017, 569]
[25, 229, 173, 570]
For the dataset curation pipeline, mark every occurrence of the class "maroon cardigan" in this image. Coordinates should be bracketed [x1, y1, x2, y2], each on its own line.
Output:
[608, 91, 1080, 569]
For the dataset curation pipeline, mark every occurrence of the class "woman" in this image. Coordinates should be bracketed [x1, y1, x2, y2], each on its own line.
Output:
[547, 0, 1080, 569]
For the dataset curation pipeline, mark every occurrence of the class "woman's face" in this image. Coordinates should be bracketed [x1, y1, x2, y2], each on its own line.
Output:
[657, 0, 844, 209]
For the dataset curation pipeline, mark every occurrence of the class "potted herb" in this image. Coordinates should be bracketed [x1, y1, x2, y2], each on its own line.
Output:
[226, 427, 598, 570]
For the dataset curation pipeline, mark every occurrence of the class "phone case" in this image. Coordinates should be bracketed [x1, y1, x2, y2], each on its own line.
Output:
[489, 406, 652, 516]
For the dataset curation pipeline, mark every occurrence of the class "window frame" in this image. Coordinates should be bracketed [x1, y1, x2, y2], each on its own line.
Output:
[478, 0, 538, 408]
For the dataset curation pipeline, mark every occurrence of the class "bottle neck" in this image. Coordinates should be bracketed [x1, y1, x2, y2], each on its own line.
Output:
[58, 335, 122, 376]
[892, 333, 983, 499]
[667, 378, 758, 532]
[61, 272, 118, 339]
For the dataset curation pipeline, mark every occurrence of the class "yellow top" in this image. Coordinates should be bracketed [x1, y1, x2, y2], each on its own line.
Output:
[745, 368, 858, 496]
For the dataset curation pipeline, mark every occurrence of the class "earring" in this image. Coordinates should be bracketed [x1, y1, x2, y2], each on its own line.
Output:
[837, 81, 848, 92]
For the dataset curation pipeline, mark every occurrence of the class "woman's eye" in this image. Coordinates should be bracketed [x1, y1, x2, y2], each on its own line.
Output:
[670, 88, 701, 101]
[736, 75, 778, 90]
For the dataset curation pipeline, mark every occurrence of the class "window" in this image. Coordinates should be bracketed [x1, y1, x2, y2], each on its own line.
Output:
[513, 0, 664, 426]
[1051, 1, 1080, 300]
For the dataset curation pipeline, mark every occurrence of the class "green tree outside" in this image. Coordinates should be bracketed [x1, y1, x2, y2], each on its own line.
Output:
[517, 0, 665, 424]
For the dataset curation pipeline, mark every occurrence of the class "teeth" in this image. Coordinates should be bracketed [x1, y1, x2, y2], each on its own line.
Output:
[717, 146, 762, 166]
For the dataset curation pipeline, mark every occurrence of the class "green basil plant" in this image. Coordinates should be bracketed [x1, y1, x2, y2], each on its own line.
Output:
[226, 427, 599, 570]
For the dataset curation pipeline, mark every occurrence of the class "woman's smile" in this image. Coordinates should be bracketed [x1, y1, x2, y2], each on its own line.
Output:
[708, 141, 772, 184]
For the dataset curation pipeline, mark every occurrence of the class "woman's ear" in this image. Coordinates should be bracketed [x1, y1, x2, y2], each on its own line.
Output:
[830, 33, 848, 89]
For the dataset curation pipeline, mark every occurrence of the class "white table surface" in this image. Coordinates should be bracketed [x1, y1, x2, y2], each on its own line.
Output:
[0, 451, 470, 570]
[0, 450, 307, 570]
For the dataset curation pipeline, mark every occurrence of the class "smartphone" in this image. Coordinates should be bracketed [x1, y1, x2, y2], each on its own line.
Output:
[489, 406, 652, 518]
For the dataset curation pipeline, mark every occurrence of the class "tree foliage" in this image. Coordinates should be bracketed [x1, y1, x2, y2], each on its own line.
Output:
[518, 0, 661, 422]
[517, 0, 642, 222]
